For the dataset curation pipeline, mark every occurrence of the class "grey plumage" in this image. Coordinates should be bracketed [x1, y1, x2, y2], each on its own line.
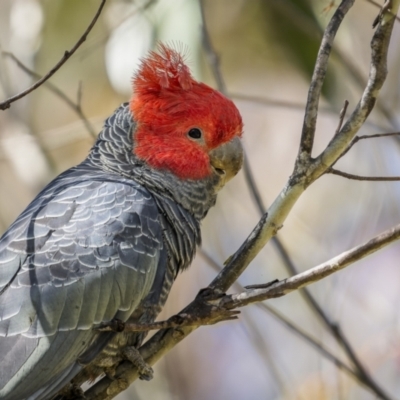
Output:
[0, 104, 212, 399]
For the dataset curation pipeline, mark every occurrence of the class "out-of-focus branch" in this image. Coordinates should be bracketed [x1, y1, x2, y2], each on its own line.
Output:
[199, 0, 226, 93]
[0, 0, 106, 111]
[2, 52, 97, 139]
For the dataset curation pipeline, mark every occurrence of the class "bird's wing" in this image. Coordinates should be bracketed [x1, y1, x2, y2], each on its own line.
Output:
[0, 176, 163, 399]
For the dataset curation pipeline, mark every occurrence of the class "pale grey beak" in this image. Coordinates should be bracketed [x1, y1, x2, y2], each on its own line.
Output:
[209, 136, 243, 183]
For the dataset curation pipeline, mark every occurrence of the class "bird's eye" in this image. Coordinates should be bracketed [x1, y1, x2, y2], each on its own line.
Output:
[188, 128, 202, 139]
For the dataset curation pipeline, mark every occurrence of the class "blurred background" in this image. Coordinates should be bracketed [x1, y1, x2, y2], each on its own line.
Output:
[1, 0, 400, 399]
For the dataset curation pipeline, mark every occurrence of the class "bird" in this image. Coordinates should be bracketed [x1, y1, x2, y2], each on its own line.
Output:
[0, 43, 243, 400]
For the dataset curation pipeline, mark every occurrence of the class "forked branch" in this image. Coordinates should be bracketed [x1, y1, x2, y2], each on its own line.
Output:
[83, 1, 400, 399]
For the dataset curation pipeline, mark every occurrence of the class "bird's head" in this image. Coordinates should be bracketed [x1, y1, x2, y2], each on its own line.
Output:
[130, 44, 243, 188]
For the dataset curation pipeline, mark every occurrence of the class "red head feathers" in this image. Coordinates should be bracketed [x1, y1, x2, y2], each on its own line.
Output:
[130, 43, 243, 180]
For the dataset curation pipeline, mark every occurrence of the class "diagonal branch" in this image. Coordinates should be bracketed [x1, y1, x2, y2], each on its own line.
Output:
[0, 0, 106, 111]
[329, 168, 400, 181]
[224, 224, 400, 308]
[335, 131, 400, 162]
[86, 222, 400, 400]
[199, 0, 227, 94]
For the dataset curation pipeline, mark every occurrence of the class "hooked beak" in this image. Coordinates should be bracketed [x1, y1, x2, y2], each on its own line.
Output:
[209, 136, 243, 184]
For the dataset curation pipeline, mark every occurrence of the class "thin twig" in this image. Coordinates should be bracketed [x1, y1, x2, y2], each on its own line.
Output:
[2, 52, 97, 139]
[223, 225, 400, 309]
[337, 131, 400, 162]
[201, 249, 398, 398]
[329, 168, 400, 181]
[0, 0, 106, 111]
[334, 100, 349, 136]
[356, 131, 400, 140]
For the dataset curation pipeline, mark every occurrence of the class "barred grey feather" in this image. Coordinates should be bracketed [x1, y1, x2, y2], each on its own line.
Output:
[0, 103, 217, 400]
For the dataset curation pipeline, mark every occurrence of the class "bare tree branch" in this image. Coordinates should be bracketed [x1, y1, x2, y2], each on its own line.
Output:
[334, 100, 350, 136]
[355, 131, 400, 140]
[82, 1, 400, 398]
[329, 168, 400, 181]
[0, 0, 106, 111]
[199, 0, 227, 94]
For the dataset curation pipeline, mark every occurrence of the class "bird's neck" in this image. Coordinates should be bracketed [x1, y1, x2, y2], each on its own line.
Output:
[87, 103, 219, 221]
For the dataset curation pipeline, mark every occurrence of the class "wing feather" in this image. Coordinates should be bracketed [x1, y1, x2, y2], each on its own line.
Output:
[0, 173, 163, 399]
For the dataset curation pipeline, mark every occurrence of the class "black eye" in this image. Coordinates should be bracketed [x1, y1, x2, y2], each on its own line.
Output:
[188, 128, 202, 139]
